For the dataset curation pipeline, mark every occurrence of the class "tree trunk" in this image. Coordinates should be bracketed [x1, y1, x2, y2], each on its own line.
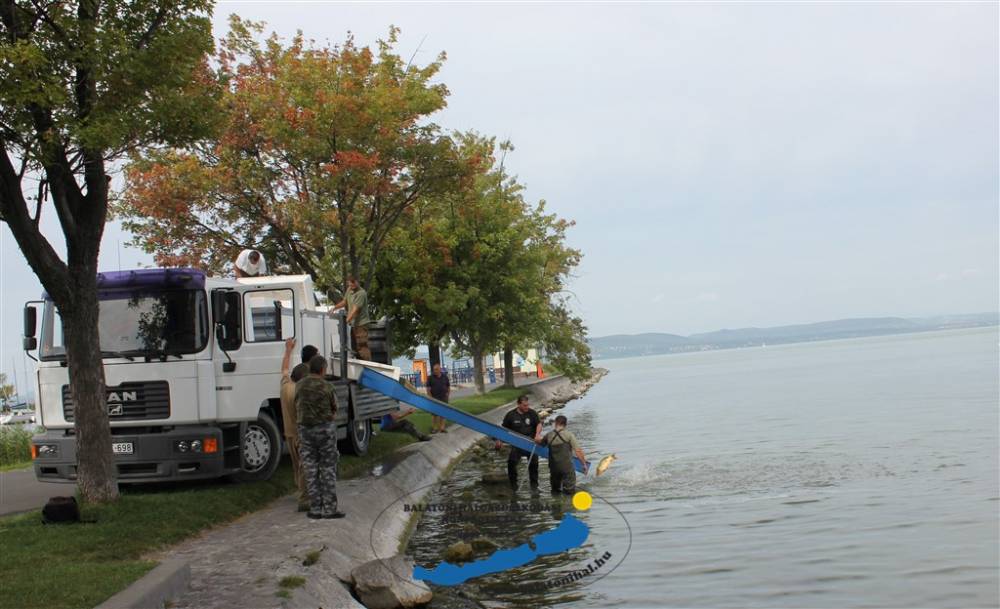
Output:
[61, 271, 118, 502]
[428, 341, 442, 369]
[472, 350, 486, 395]
[503, 345, 516, 389]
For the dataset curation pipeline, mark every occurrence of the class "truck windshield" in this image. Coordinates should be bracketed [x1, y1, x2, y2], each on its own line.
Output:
[39, 289, 209, 360]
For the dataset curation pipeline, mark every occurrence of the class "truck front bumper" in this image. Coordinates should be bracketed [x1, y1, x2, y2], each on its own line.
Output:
[32, 426, 227, 483]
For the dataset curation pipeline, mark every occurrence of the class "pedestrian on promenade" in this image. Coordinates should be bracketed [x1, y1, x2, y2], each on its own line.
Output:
[538, 415, 589, 495]
[234, 248, 267, 277]
[427, 362, 450, 434]
[496, 395, 542, 489]
[334, 276, 372, 361]
[279, 338, 310, 511]
[380, 407, 431, 441]
[295, 355, 345, 519]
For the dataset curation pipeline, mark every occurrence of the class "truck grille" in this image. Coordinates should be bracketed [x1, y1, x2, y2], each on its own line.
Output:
[62, 381, 171, 422]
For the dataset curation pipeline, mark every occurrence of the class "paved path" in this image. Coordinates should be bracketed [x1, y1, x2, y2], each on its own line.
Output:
[0, 466, 71, 517]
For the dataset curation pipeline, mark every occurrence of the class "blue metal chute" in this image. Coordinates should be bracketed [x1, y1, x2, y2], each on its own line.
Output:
[357, 368, 586, 473]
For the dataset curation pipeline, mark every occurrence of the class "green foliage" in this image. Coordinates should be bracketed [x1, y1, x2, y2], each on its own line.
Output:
[375, 133, 591, 384]
[0, 1, 217, 156]
[0, 425, 33, 468]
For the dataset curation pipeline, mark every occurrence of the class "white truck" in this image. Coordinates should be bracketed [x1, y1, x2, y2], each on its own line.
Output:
[22, 268, 401, 484]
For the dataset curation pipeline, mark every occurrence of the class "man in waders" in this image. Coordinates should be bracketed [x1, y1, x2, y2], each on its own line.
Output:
[539, 415, 589, 495]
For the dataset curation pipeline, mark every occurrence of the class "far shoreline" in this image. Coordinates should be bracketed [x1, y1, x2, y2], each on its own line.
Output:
[592, 325, 999, 364]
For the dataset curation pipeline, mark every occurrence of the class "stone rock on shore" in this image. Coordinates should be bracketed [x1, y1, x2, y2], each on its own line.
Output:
[470, 537, 499, 555]
[443, 541, 474, 563]
[480, 472, 509, 485]
[350, 555, 432, 609]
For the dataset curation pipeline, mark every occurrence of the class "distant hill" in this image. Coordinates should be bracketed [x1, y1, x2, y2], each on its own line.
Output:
[589, 313, 998, 359]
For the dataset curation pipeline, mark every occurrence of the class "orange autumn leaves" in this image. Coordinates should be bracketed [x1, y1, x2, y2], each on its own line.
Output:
[117, 17, 461, 286]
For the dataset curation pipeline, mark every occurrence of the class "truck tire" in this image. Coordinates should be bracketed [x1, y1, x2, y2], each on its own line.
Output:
[340, 417, 371, 456]
[232, 411, 282, 482]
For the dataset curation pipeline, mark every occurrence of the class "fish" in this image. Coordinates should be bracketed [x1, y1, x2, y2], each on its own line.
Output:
[595, 453, 617, 476]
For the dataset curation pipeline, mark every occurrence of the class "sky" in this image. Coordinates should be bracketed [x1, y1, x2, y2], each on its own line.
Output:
[2, 2, 998, 391]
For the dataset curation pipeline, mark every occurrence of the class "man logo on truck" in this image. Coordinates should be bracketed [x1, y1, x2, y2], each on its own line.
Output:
[107, 391, 136, 416]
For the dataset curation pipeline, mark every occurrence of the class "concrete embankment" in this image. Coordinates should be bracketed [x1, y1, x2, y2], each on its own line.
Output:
[133, 370, 605, 609]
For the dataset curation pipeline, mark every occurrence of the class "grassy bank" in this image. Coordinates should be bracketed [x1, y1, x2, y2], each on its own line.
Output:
[0, 385, 526, 609]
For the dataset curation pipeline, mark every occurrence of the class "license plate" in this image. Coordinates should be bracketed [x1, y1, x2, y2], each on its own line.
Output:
[112, 442, 134, 455]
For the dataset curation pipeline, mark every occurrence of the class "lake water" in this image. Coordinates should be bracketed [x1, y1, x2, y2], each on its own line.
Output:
[406, 328, 1000, 608]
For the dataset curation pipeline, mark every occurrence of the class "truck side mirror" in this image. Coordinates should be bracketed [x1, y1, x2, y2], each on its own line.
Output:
[23, 305, 36, 338]
[23, 304, 38, 352]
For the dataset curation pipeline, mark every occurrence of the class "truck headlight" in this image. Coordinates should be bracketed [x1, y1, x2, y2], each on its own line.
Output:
[174, 439, 207, 453]
[32, 444, 58, 458]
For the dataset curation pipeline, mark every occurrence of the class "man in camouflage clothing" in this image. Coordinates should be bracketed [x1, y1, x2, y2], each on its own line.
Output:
[296, 355, 345, 519]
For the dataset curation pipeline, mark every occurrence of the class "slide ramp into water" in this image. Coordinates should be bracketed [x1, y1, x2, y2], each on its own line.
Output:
[357, 368, 587, 474]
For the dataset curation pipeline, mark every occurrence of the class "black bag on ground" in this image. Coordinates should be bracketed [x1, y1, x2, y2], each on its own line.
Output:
[42, 496, 81, 524]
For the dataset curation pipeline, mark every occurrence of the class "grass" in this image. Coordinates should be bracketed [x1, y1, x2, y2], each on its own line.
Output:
[302, 548, 323, 566]
[0, 463, 296, 609]
[0, 385, 525, 609]
[277, 575, 305, 589]
[0, 425, 34, 470]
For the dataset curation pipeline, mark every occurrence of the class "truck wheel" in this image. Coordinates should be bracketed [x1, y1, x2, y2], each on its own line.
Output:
[341, 417, 371, 456]
[232, 411, 281, 482]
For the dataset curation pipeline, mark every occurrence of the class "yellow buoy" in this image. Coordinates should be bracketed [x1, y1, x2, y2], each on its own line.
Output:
[572, 491, 593, 511]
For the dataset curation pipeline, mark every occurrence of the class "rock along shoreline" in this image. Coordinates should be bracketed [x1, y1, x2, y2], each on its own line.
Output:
[137, 369, 607, 609]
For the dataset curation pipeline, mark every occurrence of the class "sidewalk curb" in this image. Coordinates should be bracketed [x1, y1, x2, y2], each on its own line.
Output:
[94, 559, 190, 609]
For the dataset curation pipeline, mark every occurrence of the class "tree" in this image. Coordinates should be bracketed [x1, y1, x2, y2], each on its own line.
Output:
[117, 18, 465, 297]
[378, 133, 590, 392]
[0, 0, 216, 502]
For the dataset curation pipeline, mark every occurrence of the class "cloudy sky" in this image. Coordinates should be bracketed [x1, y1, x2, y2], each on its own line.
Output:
[2, 2, 997, 386]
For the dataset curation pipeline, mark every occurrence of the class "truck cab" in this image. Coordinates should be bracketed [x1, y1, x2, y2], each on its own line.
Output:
[24, 268, 400, 484]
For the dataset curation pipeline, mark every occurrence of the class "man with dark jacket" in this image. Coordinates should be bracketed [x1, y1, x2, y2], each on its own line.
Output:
[496, 395, 542, 489]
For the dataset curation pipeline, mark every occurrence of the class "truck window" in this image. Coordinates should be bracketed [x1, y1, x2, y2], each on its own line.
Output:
[244, 289, 295, 342]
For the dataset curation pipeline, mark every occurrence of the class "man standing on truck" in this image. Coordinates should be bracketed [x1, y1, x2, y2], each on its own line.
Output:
[296, 355, 345, 519]
[280, 339, 309, 511]
[334, 275, 372, 360]
[496, 395, 543, 489]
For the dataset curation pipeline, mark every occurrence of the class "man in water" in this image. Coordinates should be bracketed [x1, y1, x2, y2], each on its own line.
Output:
[296, 355, 345, 519]
[426, 362, 450, 434]
[334, 275, 372, 360]
[234, 248, 267, 277]
[380, 406, 431, 441]
[538, 415, 589, 495]
[497, 395, 542, 489]
[279, 338, 309, 511]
